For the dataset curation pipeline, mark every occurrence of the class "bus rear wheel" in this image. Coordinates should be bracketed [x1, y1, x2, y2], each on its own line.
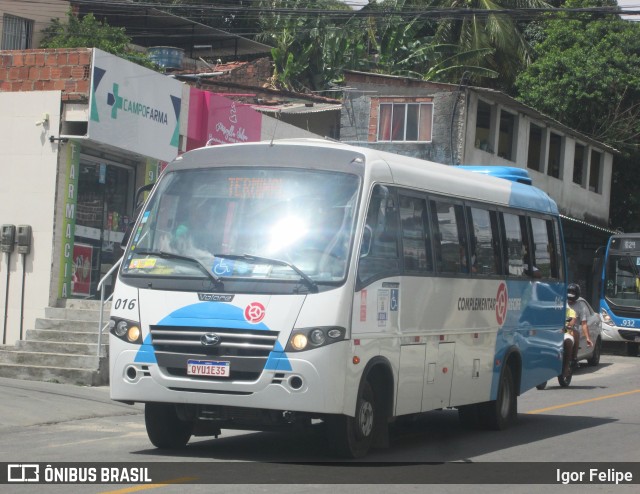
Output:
[145, 403, 193, 449]
[479, 366, 517, 430]
[329, 381, 377, 458]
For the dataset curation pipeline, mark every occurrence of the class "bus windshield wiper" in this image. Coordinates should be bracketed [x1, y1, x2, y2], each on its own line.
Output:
[135, 250, 223, 285]
[213, 253, 318, 293]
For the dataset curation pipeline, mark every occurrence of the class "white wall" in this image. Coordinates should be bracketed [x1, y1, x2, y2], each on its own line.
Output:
[462, 92, 612, 225]
[0, 91, 61, 345]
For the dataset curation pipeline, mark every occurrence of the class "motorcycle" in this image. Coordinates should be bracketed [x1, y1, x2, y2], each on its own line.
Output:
[536, 317, 575, 389]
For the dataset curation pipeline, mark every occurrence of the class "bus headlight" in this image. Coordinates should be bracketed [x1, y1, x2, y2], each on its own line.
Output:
[110, 318, 143, 344]
[601, 309, 615, 327]
[285, 326, 346, 352]
[291, 333, 308, 351]
[126, 326, 141, 343]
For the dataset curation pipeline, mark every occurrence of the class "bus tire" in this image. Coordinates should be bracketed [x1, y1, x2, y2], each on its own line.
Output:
[480, 365, 517, 430]
[145, 403, 193, 449]
[626, 342, 639, 357]
[587, 338, 602, 366]
[328, 381, 377, 458]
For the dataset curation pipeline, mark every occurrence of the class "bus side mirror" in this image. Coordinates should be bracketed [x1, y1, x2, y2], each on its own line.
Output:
[360, 225, 372, 258]
[121, 183, 155, 249]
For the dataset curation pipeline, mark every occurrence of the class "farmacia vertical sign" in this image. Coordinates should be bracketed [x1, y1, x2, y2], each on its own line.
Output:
[58, 142, 80, 298]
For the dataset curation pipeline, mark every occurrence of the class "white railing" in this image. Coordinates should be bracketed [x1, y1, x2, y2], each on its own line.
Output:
[96, 257, 122, 357]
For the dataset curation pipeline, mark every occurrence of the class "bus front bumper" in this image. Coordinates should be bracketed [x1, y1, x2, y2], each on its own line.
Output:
[109, 346, 348, 415]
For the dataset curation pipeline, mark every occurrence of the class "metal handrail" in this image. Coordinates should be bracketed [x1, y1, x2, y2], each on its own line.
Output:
[96, 257, 122, 357]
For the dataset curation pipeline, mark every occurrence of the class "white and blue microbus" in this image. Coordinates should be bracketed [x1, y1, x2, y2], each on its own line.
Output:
[109, 139, 567, 457]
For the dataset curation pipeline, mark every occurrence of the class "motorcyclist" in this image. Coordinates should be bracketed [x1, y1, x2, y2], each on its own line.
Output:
[563, 306, 577, 379]
[567, 283, 593, 367]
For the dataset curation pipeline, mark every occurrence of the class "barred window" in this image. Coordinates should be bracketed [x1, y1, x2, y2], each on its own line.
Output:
[2, 15, 34, 50]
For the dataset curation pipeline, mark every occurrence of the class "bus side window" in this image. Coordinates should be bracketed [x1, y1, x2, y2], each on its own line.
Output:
[469, 206, 499, 276]
[357, 185, 400, 286]
[530, 217, 553, 279]
[399, 194, 433, 273]
[431, 199, 465, 274]
[501, 212, 526, 277]
[547, 218, 561, 279]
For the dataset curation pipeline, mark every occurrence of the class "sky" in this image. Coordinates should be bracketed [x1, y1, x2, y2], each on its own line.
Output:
[618, 0, 640, 20]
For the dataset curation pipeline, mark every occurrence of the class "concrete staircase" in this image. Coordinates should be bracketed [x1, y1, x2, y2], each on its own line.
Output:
[0, 299, 110, 386]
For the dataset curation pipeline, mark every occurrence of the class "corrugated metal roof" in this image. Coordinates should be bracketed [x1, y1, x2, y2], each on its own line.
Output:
[74, 0, 272, 58]
[252, 103, 343, 115]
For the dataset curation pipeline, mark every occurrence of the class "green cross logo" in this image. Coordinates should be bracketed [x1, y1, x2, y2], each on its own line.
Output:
[107, 83, 123, 119]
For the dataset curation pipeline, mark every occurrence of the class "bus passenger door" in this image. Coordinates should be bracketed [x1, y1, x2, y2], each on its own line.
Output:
[422, 342, 455, 411]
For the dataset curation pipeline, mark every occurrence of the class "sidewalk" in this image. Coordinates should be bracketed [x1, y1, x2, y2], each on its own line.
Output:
[0, 377, 142, 431]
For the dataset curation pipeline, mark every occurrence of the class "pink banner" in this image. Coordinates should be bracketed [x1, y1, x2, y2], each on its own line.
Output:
[187, 88, 262, 150]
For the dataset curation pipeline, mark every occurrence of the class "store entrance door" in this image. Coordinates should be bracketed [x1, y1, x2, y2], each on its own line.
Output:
[73, 159, 134, 299]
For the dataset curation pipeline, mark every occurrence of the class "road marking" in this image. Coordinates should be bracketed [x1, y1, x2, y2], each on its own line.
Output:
[527, 389, 640, 414]
[99, 477, 198, 494]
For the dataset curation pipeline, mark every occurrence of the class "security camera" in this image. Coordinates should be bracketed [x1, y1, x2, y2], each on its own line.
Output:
[35, 113, 49, 126]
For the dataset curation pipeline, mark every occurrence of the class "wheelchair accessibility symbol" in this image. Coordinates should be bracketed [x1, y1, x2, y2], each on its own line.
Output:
[390, 289, 398, 311]
[212, 258, 234, 276]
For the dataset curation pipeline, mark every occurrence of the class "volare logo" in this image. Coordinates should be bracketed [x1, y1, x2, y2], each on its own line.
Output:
[198, 293, 234, 302]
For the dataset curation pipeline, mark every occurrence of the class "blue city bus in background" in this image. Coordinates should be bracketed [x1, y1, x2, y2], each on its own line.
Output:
[592, 233, 640, 356]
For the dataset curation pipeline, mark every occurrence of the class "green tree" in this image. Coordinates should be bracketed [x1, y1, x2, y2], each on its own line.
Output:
[366, 0, 498, 82]
[515, 0, 640, 230]
[257, 0, 500, 91]
[40, 10, 154, 68]
[428, 0, 553, 90]
[256, 0, 369, 91]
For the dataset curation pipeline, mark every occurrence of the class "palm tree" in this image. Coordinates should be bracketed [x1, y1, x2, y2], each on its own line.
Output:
[427, 0, 552, 89]
[366, 0, 499, 82]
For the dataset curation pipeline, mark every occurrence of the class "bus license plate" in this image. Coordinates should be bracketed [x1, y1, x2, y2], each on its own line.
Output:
[187, 360, 230, 377]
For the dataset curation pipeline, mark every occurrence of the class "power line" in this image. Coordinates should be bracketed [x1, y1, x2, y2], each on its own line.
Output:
[66, 0, 640, 22]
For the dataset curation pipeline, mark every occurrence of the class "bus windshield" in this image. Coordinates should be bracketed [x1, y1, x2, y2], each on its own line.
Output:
[122, 167, 360, 287]
[604, 253, 640, 308]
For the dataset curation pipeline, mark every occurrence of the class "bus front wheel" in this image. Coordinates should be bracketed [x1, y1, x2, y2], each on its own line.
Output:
[145, 403, 193, 449]
[329, 381, 377, 458]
